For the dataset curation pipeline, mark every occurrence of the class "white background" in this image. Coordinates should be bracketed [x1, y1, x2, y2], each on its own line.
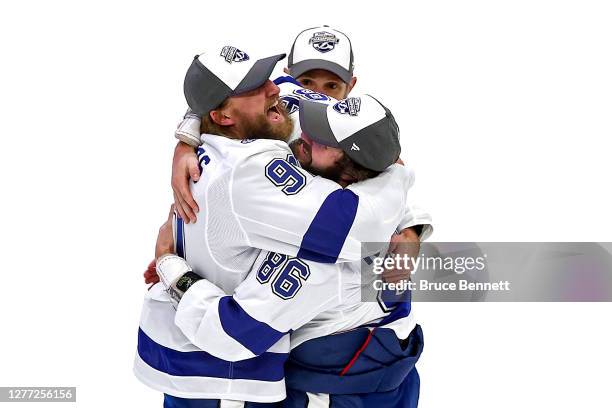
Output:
[1, 0, 611, 407]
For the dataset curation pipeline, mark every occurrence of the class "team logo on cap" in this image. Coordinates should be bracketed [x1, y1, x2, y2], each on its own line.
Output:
[308, 31, 339, 53]
[220, 46, 250, 63]
[333, 97, 361, 116]
[293, 88, 330, 102]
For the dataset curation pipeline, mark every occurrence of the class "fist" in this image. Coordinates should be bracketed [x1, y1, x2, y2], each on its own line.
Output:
[144, 259, 160, 285]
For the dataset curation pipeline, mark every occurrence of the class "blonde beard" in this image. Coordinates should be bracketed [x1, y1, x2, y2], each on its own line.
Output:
[234, 109, 293, 142]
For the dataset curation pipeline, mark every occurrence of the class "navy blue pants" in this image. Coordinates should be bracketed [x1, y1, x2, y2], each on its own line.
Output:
[164, 325, 423, 408]
[281, 367, 419, 408]
[282, 325, 423, 408]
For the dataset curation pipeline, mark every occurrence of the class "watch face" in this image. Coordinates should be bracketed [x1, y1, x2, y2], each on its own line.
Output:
[175, 272, 201, 293]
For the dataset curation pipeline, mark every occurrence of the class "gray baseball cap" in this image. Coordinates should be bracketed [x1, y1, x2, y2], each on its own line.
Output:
[184, 45, 286, 116]
[299, 95, 401, 172]
[288, 26, 354, 83]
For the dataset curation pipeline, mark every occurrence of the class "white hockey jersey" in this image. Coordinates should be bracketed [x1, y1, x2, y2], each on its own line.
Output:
[135, 77, 433, 402]
[135, 133, 417, 401]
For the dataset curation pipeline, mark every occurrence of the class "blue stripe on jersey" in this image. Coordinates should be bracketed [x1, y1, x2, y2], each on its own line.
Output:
[377, 302, 411, 327]
[218, 296, 288, 356]
[137, 328, 287, 381]
[297, 189, 359, 263]
[176, 216, 185, 258]
[273, 75, 302, 87]
[375, 288, 412, 326]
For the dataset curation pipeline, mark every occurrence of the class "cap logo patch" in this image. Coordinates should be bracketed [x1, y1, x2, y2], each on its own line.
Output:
[220, 46, 250, 63]
[351, 143, 360, 151]
[308, 31, 339, 53]
[293, 88, 330, 102]
[333, 97, 361, 116]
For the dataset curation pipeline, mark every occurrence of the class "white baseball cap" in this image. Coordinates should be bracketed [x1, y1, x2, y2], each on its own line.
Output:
[287, 26, 354, 84]
[299, 95, 401, 172]
[184, 45, 286, 116]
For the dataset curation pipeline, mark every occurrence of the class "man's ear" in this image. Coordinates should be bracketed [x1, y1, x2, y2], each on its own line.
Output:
[209, 108, 235, 126]
[346, 76, 357, 95]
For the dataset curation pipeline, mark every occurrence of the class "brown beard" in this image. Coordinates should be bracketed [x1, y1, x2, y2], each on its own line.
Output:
[310, 160, 347, 183]
[234, 105, 293, 142]
[289, 138, 346, 182]
[289, 138, 378, 185]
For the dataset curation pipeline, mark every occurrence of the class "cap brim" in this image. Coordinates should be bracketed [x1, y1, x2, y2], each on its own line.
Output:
[233, 53, 286, 95]
[299, 99, 339, 147]
[289, 59, 352, 84]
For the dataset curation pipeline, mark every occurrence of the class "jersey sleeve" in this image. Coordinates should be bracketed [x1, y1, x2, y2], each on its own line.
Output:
[174, 254, 341, 362]
[230, 144, 410, 263]
[396, 166, 434, 240]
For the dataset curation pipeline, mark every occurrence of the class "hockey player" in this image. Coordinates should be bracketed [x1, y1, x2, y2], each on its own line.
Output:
[173, 26, 354, 222]
[134, 46, 422, 407]
[284, 25, 357, 101]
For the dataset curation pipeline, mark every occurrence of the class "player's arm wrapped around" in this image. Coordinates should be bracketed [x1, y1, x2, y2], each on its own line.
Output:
[231, 144, 412, 263]
[174, 254, 341, 362]
[395, 165, 434, 241]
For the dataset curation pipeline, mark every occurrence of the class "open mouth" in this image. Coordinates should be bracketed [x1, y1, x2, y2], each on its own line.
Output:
[266, 100, 284, 122]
